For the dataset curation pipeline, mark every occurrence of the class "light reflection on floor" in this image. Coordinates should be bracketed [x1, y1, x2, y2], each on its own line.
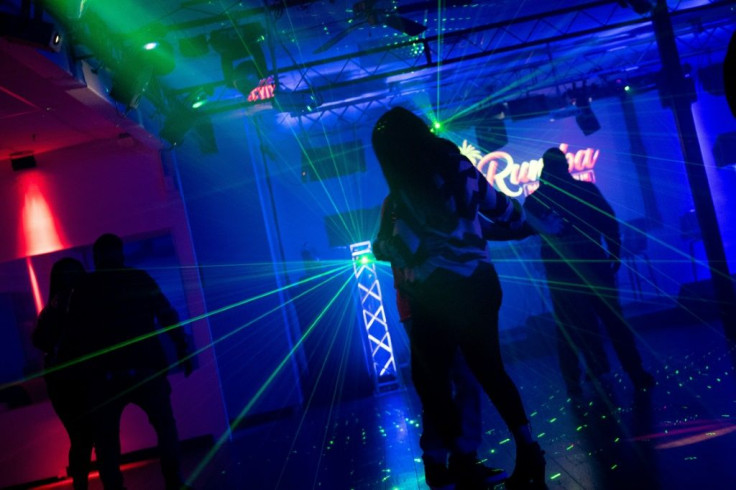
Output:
[30, 317, 736, 490]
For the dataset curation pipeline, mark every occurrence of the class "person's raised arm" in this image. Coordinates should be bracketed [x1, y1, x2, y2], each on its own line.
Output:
[462, 156, 525, 231]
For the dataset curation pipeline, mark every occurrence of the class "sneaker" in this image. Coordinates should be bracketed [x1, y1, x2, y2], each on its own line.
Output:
[424, 460, 456, 490]
[448, 452, 508, 486]
[505, 442, 548, 490]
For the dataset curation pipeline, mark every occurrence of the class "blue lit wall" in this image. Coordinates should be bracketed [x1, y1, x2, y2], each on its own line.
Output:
[169, 54, 735, 410]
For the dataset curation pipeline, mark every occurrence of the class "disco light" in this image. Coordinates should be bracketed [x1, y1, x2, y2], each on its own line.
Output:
[351, 241, 400, 393]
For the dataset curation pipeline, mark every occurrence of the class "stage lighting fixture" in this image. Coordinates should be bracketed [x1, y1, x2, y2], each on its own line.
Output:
[187, 88, 211, 109]
[159, 90, 216, 151]
[10, 152, 36, 171]
[127, 22, 176, 76]
[160, 107, 217, 152]
[570, 89, 601, 136]
[232, 59, 266, 97]
[135, 39, 175, 76]
[210, 23, 267, 88]
[576, 106, 601, 136]
[108, 65, 154, 110]
[273, 90, 322, 115]
[0, 13, 62, 52]
[159, 102, 198, 147]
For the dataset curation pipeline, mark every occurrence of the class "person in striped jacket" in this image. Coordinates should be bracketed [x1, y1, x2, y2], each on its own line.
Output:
[372, 106, 547, 490]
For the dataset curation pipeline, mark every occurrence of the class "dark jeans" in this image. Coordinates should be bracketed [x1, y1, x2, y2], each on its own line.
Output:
[409, 262, 529, 456]
[46, 376, 94, 490]
[548, 267, 646, 391]
[92, 372, 183, 490]
[404, 319, 483, 461]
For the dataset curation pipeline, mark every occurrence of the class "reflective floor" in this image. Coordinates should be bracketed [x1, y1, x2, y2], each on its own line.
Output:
[31, 309, 736, 490]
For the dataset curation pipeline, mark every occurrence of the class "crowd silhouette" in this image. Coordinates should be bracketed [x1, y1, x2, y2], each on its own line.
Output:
[33, 233, 194, 490]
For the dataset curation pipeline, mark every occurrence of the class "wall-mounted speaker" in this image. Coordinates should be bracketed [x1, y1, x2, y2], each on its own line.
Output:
[10, 153, 36, 171]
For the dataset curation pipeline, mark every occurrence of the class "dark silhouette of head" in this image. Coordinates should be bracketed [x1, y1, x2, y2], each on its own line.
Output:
[372, 106, 435, 193]
[93, 233, 125, 270]
[48, 258, 86, 304]
[542, 147, 571, 180]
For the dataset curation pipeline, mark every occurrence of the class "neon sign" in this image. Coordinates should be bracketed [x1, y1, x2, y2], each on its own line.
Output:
[459, 141, 600, 197]
[247, 76, 276, 103]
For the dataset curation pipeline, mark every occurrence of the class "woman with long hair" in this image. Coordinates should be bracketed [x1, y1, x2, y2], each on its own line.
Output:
[372, 106, 547, 489]
[32, 257, 92, 490]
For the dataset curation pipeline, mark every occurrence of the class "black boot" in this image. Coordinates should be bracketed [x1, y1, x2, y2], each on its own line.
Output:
[423, 456, 455, 490]
[505, 442, 548, 490]
[448, 451, 507, 487]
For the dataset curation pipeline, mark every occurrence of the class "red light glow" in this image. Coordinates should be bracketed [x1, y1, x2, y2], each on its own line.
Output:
[26, 257, 43, 315]
[18, 177, 65, 257]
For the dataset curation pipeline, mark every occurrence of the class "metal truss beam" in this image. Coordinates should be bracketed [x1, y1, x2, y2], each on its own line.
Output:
[350, 241, 400, 394]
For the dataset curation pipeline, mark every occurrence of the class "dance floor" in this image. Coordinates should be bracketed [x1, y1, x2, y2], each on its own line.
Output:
[27, 304, 736, 490]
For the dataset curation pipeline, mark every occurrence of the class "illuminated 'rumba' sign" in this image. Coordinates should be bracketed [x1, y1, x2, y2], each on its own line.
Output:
[459, 141, 600, 197]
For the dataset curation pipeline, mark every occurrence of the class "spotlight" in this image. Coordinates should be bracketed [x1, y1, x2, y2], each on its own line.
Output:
[108, 65, 153, 110]
[159, 102, 217, 153]
[189, 90, 210, 110]
[136, 40, 175, 76]
[134, 23, 175, 76]
[10, 152, 36, 171]
[210, 23, 267, 88]
[160, 107, 196, 147]
[273, 90, 322, 115]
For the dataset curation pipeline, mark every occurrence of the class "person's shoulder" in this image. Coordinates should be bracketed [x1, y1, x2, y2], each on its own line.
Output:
[575, 180, 604, 197]
[124, 267, 156, 282]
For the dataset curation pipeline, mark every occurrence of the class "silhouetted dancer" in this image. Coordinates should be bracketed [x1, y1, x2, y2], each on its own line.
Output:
[523, 147, 655, 400]
[69, 233, 194, 490]
[375, 194, 509, 487]
[372, 107, 548, 490]
[32, 257, 93, 490]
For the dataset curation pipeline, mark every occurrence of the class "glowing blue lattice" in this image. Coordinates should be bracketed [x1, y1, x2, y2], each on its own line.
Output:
[351, 241, 399, 393]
